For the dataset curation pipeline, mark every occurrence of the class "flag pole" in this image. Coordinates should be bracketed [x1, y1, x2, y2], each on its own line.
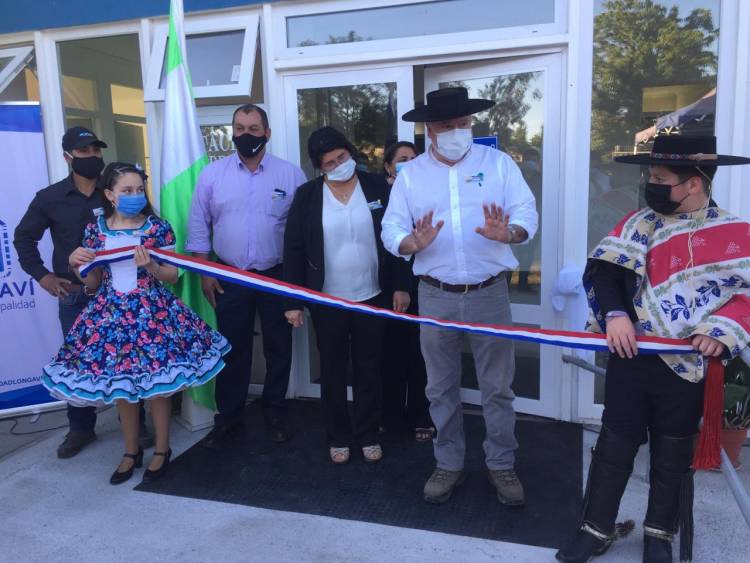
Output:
[160, 0, 217, 424]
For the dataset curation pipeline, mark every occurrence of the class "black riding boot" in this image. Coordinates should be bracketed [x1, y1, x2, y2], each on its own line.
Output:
[643, 433, 696, 563]
[556, 426, 641, 563]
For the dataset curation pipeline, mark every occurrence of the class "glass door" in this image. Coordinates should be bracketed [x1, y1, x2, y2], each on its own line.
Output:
[283, 66, 414, 399]
[284, 66, 414, 175]
[424, 54, 563, 418]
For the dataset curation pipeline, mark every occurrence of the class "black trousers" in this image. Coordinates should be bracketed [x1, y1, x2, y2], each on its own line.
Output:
[310, 293, 386, 448]
[59, 292, 97, 433]
[58, 291, 146, 432]
[601, 354, 705, 444]
[214, 264, 292, 426]
[381, 291, 432, 431]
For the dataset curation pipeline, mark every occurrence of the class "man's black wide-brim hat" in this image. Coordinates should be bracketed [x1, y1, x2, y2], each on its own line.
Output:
[402, 86, 495, 123]
[614, 135, 750, 167]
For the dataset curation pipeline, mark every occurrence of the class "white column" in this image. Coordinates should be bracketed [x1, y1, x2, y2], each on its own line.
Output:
[261, 3, 287, 160]
[563, 0, 599, 422]
[33, 31, 68, 183]
[733, 0, 750, 219]
[715, 0, 749, 215]
[176, 393, 215, 432]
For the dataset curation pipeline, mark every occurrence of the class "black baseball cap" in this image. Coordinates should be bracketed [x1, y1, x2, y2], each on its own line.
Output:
[62, 126, 108, 152]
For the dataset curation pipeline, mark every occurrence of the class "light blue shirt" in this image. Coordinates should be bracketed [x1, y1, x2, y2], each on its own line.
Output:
[186, 152, 306, 271]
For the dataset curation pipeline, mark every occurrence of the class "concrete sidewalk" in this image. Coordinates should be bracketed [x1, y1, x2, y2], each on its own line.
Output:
[0, 407, 747, 562]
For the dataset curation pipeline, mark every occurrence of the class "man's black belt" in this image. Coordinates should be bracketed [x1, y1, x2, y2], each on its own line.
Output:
[216, 259, 282, 276]
[419, 272, 506, 293]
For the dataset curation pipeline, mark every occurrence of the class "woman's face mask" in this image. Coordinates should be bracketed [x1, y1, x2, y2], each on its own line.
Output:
[115, 193, 148, 217]
[326, 157, 356, 182]
[107, 172, 148, 218]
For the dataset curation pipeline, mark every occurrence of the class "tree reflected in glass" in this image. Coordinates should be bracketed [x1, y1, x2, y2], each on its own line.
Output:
[297, 82, 397, 178]
[587, 0, 719, 252]
[588, 0, 720, 405]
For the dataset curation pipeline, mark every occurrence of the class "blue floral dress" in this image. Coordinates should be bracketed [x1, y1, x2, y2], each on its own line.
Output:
[42, 215, 230, 405]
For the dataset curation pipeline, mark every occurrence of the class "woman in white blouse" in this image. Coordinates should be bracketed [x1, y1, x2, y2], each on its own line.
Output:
[283, 127, 411, 464]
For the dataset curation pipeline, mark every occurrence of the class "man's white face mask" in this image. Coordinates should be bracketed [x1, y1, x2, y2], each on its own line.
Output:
[434, 127, 473, 161]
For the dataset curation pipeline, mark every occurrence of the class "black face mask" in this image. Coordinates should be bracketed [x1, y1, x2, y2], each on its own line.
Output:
[233, 133, 268, 158]
[644, 181, 690, 215]
[70, 155, 105, 179]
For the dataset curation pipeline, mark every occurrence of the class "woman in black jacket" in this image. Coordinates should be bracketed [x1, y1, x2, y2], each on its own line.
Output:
[283, 126, 411, 464]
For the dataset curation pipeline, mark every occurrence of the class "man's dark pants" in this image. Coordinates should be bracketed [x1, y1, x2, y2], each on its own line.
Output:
[602, 354, 705, 442]
[58, 291, 146, 432]
[58, 292, 97, 433]
[214, 264, 292, 427]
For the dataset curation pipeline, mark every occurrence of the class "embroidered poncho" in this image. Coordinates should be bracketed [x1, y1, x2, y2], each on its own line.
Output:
[584, 206, 750, 382]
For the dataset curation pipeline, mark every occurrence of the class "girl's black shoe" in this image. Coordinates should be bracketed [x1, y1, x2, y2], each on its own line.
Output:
[142, 448, 172, 483]
[110, 447, 143, 485]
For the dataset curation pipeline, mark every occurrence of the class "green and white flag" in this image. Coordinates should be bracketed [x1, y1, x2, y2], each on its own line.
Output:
[160, 0, 215, 409]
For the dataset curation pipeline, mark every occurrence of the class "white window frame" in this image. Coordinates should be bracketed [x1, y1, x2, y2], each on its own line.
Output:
[196, 104, 243, 126]
[144, 11, 260, 102]
[273, 0, 567, 61]
[0, 45, 34, 94]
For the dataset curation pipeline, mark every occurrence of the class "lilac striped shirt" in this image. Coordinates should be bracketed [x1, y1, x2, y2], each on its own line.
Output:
[186, 152, 306, 271]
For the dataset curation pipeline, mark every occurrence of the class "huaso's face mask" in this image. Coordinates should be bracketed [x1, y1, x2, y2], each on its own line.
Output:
[434, 127, 473, 161]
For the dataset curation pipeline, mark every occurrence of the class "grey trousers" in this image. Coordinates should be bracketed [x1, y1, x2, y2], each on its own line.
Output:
[418, 278, 518, 471]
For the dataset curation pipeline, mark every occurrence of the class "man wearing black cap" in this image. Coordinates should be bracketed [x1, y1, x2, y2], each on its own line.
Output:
[14, 127, 150, 458]
[382, 87, 538, 506]
[556, 136, 750, 563]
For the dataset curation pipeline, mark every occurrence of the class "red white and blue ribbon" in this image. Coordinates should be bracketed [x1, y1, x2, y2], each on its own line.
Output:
[80, 247, 696, 356]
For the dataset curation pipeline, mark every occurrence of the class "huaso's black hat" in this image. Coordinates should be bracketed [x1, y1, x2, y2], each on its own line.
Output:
[614, 135, 750, 167]
[402, 87, 494, 123]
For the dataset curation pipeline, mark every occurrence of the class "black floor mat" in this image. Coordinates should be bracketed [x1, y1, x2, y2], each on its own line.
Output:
[136, 399, 582, 548]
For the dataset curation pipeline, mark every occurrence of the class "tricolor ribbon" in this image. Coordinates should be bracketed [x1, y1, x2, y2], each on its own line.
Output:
[81, 247, 696, 356]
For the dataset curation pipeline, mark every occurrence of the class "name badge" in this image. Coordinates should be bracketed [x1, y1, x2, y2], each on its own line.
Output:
[93, 207, 104, 217]
[368, 199, 383, 211]
[465, 172, 485, 187]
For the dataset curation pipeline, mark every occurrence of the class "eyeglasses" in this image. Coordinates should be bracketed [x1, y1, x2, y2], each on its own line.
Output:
[320, 151, 349, 172]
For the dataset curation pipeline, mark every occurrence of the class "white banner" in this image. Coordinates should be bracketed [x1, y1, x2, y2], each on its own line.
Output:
[0, 103, 62, 416]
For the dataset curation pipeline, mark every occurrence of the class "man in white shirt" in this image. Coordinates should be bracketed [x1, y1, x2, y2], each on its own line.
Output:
[382, 87, 538, 505]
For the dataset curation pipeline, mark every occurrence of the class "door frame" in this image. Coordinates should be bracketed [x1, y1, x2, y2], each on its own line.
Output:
[282, 55, 567, 420]
[423, 53, 564, 419]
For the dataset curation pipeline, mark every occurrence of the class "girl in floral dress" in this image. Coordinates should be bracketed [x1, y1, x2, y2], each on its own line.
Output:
[43, 162, 230, 485]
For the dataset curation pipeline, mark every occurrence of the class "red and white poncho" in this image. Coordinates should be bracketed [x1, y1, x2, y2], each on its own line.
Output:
[585, 205, 750, 383]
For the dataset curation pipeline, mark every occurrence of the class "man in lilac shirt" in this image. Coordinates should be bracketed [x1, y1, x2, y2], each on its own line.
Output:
[187, 104, 306, 446]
